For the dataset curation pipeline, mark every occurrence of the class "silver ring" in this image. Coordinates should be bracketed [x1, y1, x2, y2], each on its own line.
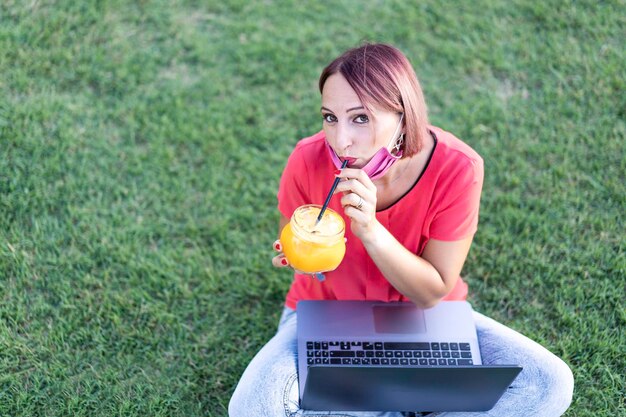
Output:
[356, 195, 364, 210]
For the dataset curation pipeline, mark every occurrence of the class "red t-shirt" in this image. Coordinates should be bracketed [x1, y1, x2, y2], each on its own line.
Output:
[277, 126, 484, 310]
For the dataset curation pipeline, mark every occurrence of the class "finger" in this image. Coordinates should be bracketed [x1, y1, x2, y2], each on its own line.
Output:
[335, 167, 375, 189]
[334, 166, 363, 178]
[354, 167, 375, 187]
[340, 192, 366, 211]
[273, 240, 282, 252]
[343, 204, 369, 223]
[272, 254, 289, 268]
[334, 177, 371, 197]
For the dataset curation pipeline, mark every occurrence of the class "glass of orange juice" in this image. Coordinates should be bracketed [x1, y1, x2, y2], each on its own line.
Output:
[280, 204, 346, 274]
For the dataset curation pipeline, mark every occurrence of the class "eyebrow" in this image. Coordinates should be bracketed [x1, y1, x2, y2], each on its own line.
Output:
[320, 106, 366, 113]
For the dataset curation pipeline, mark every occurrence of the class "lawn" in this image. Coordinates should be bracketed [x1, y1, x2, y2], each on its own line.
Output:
[1, 0, 624, 416]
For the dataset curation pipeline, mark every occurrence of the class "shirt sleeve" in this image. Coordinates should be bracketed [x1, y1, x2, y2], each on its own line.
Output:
[429, 157, 484, 241]
[277, 143, 311, 218]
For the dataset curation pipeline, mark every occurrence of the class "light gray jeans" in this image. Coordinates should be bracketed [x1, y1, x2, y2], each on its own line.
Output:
[229, 307, 573, 417]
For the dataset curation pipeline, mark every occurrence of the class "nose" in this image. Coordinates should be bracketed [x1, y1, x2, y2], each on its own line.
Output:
[333, 122, 353, 155]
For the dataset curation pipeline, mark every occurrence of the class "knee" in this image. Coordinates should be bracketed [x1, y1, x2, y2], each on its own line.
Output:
[228, 377, 256, 417]
[530, 355, 574, 415]
[228, 316, 298, 416]
[550, 358, 574, 414]
[228, 377, 270, 417]
[228, 369, 299, 417]
[228, 366, 272, 417]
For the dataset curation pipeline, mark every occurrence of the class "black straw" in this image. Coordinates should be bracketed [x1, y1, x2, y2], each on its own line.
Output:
[316, 159, 349, 226]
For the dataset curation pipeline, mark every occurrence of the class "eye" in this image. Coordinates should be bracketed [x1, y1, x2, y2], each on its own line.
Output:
[354, 114, 369, 124]
[322, 113, 337, 123]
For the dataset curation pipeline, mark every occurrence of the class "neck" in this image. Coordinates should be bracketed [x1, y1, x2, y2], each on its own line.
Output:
[373, 156, 413, 187]
[373, 132, 435, 187]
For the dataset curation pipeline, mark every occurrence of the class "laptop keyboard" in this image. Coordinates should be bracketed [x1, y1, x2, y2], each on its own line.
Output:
[306, 341, 474, 367]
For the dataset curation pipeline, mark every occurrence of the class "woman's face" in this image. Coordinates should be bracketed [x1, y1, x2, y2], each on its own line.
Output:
[321, 73, 402, 168]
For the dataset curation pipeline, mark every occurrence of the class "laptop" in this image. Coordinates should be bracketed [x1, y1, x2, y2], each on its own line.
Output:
[297, 300, 522, 412]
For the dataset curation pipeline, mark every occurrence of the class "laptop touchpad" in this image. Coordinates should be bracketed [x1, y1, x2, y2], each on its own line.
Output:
[373, 305, 426, 334]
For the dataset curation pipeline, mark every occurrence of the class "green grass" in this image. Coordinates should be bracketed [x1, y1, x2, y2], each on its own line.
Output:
[0, 0, 624, 415]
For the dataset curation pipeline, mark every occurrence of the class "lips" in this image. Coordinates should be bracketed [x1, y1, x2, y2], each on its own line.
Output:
[339, 156, 357, 166]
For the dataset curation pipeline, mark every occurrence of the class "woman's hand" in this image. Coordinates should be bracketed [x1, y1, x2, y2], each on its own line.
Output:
[333, 167, 380, 243]
[271, 240, 290, 269]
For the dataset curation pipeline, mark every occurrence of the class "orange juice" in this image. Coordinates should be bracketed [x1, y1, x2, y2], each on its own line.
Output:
[280, 205, 346, 274]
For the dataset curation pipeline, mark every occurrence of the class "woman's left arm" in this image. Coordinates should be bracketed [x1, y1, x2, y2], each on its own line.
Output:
[362, 223, 474, 308]
[334, 167, 475, 308]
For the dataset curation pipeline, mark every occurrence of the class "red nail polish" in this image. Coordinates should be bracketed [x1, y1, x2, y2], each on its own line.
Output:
[281, 258, 288, 266]
[274, 242, 281, 251]
[334, 169, 342, 175]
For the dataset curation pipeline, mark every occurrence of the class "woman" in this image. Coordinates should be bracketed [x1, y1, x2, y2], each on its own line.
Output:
[229, 43, 573, 417]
